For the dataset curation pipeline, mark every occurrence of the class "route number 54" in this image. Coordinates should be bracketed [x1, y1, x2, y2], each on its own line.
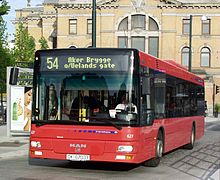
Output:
[47, 57, 59, 69]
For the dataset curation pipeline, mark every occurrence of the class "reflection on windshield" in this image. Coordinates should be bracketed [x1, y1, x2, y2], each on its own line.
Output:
[36, 73, 138, 126]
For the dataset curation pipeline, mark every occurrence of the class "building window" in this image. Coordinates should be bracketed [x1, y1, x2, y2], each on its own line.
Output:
[131, 15, 145, 30]
[118, 37, 128, 48]
[149, 37, 159, 57]
[131, 37, 145, 52]
[87, 19, 92, 34]
[149, 17, 159, 31]
[182, 19, 190, 35]
[117, 15, 159, 52]
[202, 19, 210, 35]
[118, 17, 128, 31]
[69, 19, 77, 34]
[181, 47, 189, 67]
[201, 47, 210, 67]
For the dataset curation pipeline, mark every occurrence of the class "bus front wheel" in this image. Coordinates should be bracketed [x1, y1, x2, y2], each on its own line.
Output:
[143, 131, 163, 167]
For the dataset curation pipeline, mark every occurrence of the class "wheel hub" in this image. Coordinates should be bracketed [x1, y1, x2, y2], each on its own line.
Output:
[157, 140, 163, 158]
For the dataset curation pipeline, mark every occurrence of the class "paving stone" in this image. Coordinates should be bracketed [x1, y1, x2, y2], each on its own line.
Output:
[188, 167, 206, 178]
[196, 161, 213, 169]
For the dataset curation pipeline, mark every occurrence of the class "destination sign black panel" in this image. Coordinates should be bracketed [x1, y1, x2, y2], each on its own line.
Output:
[38, 50, 131, 72]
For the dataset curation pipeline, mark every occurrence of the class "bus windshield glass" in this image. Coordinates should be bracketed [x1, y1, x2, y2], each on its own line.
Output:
[33, 49, 139, 127]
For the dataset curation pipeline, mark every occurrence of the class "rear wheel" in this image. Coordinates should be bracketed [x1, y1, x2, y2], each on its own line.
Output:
[184, 125, 195, 150]
[143, 130, 163, 167]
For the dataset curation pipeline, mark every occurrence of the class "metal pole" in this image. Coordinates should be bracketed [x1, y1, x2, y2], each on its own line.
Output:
[213, 84, 215, 116]
[188, 15, 192, 72]
[92, 0, 96, 47]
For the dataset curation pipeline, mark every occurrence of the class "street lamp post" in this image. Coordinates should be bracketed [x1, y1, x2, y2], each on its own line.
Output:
[92, 0, 96, 47]
[188, 15, 192, 72]
[188, 15, 207, 72]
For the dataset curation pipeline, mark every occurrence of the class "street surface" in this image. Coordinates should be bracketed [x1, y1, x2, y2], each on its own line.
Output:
[0, 117, 219, 180]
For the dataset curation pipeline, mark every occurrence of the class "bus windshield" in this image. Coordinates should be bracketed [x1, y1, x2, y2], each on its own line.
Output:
[33, 53, 139, 127]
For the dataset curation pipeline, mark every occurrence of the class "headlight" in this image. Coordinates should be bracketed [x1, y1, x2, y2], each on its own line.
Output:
[117, 145, 133, 152]
[31, 141, 41, 148]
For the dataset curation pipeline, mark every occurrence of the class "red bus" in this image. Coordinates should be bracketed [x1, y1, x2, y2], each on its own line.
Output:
[30, 48, 204, 167]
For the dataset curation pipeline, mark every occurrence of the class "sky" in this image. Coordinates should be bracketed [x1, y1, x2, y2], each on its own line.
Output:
[3, 0, 43, 41]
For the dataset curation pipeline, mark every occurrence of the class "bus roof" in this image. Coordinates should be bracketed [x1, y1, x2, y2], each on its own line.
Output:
[35, 48, 138, 55]
[139, 51, 204, 86]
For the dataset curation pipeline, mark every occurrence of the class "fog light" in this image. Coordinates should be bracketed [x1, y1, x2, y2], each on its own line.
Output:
[116, 155, 125, 160]
[117, 145, 133, 152]
[34, 151, 43, 156]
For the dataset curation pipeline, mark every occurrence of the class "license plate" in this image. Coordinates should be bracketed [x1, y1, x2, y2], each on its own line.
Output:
[66, 154, 90, 161]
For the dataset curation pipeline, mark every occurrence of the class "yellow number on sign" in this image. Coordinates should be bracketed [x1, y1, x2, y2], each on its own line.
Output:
[47, 57, 59, 69]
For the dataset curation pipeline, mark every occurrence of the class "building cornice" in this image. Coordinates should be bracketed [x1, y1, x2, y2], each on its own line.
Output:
[15, 7, 43, 12]
[158, 4, 220, 8]
[44, 0, 118, 9]
[55, 4, 118, 9]
[40, 14, 57, 19]
[158, 0, 220, 8]
[162, 12, 220, 17]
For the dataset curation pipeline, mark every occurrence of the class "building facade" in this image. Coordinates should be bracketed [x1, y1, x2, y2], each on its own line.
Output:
[15, 0, 220, 114]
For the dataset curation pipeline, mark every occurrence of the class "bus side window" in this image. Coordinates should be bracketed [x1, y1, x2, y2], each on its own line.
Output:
[154, 74, 166, 119]
[140, 75, 154, 125]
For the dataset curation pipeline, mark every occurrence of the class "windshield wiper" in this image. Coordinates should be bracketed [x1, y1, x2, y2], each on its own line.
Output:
[34, 119, 79, 127]
[33, 118, 122, 130]
[90, 117, 122, 130]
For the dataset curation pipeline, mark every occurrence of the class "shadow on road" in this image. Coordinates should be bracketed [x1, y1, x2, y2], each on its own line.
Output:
[29, 158, 140, 171]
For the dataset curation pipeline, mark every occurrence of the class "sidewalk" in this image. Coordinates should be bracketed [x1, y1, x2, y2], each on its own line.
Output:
[204, 115, 220, 123]
[0, 125, 29, 160]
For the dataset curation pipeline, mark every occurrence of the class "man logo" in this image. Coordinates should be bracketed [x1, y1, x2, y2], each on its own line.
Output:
[70, 144, 87, 153]
[70, 144, 87, 148]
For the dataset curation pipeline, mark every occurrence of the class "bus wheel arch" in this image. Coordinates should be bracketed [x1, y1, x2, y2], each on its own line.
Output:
[143, 128, 164, 167]
[184, 122, 196, 150]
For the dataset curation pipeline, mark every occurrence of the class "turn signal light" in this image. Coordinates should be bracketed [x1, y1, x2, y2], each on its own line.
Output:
[125, 155, 133, 160]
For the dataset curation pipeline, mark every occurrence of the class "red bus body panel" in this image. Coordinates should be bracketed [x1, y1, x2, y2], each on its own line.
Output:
[30, 124, 156, 163]
[30, 115, 204, 163]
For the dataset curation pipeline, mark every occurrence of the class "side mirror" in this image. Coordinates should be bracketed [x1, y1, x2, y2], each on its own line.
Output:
[9, 67, 19, 85]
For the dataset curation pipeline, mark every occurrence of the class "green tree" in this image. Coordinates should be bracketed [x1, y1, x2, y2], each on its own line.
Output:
[0, 0, 13, 92]
[0, 0, 9, 16]
[14, 22, 36, 64]
[39, 36, 49, 50]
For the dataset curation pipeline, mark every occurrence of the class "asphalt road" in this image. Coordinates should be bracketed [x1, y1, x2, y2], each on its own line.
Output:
[0, 119, 219, 180]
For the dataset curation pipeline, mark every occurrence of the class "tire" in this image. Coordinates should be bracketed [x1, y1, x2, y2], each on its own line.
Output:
[184, 125, 195, 150]
[143, 130, 163, 167]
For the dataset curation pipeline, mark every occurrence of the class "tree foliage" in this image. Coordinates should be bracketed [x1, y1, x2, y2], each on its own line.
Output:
[0, 0, 9, 16]
[39, 36, 49, 50]
[14, 22, 36, 64]
[0, 0, 13, 92]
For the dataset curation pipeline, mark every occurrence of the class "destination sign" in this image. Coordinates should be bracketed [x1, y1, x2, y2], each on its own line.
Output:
[39, 53, 130, 72]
